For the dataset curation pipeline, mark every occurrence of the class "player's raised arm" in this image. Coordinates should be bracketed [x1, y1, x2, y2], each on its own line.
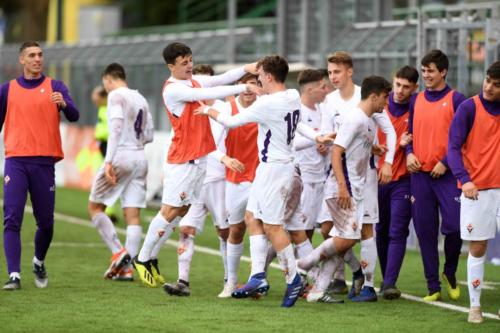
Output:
[195, 62, 258, 88]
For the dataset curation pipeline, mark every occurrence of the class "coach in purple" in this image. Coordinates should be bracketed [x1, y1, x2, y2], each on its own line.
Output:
[0, 41, 79, 290]
[406, 50, 466, 302]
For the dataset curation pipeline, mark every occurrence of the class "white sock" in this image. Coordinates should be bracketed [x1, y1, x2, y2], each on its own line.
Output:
[360, 237, 377, 287]
[249, 234, 268, 276]
[10, 272, 20, 280]
[467, 253, 485, 307]
[264, 245, 277, 274]
[125, 225, 142, 258]
[298, 238, 336, 271]
[227, 241, 244, 285]
[343, 247, 361, 273]
[315, 256, 339, 292]
[33, 256, 44, 266]
[333, 258, 346, 280]
[277, 244, 298, 284]
[138, 212, 171, 262]
[295, 239, 314, 259]
[219, 237, 228, 281]
[92, 212, 122, 254]
[178, 233, 195, 283]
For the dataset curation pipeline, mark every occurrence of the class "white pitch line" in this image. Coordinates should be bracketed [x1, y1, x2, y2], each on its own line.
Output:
[9, 201, 500, 320]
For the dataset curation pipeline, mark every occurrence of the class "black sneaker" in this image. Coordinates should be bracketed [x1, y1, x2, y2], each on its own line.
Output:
[33, 263, 48, 288]
[328, 278, 348, 295]
[3, 277, 21, 290]
[382, 285, 401, 300]
[163, 280, 190, 296]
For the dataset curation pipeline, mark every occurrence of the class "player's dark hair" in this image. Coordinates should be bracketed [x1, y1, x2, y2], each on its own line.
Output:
[193, 64, 214, 76]
[237, 72, 259, 84]
[257, 55, 289, 83]
[102, 63, 126, 81]
[327, 51, 353, 69]
[361, 76, 392, 100]
[486, 61, 500, 80]
[395, 65, 419, 83]
[421, 49, 449, 72]
[297, 69, 324, 87]
[19, 41, 41, 54]
[163, 42, 192, 65]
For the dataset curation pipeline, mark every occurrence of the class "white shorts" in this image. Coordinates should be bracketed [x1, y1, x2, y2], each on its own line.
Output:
[225, 181, 251, 225]
[316, 199, 332, 224]
[179, 179, 229, 233]
[299, 181, 324, 230]
[247, 162, 294, 225]
[460, 189, 500, 241]
[89, 150, 148, 208]
[326, 197, 363, 240]
[162, 158, 207, 207]
[362, 168, 379, 224]
[285, 165, 308, 231]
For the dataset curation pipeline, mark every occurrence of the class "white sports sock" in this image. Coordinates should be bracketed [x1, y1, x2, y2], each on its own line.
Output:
[333, 258, 346, 280]
[315, 256, 339, 292]
[298, 238, 336, 271]
[360, 237, 377, 287]
[467, 253, 485, 307]
[125, 225, 142, 258]
[343, 247, 361, 273]
[219, 237, 228, 281]
[138, 213, 170, 262]
[148, 215, 181, 260]
[92, 212, 122, 254]
[33, 256, 44, 266]
[249, 234, 268, 276]
[10, 272, 20, 279]
[178, 233, 195, 283]
[295, 239, 314, 259]
[277, 244, 298, 284]
[227, 241, 244, 285]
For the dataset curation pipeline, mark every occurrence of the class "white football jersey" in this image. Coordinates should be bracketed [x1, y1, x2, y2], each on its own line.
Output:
[294, 103, 325, 183]
[107, 87, 153, 150]
[320, 85, 361, 134]
[217, 89, 302, 163]
[205, 99, 230, 183]
[333, 107, 376, 201]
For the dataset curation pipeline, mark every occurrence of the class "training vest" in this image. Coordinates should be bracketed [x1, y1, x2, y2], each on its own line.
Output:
[225, 98, 259, 183]
[163, 79, 216, 164]
[461, 95, 500, 190]
[413, 90, 455, 172]
[4, 77, 64, 160]
[378, 109, 409, 181]
[95, 105, 108, 141]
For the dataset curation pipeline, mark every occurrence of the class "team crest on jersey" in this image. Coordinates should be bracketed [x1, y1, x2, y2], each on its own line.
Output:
[179, 192, 187, 201]
[158, 230, 165, 238]
[442, 102, 447, 107]
[410, 195, 416, 204]
[360, 260, 368, 269]
[472, 279, 481, 288]
[454, 196, 461, 203]
[40, 88, 45, 93]
[467, 224, 473, 233]
[4, 175, 10, 185]
[352, 222, 358, 231]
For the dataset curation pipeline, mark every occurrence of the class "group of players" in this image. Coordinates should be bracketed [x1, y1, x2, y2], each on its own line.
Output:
[2, 41, 498, 324]
[86, 42, 499, 323]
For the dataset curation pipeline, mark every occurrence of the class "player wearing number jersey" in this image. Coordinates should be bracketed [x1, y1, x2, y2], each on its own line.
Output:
[132, 43, 260, 288]
[88, 63, 154, 281]
[198, 55, 333, 308]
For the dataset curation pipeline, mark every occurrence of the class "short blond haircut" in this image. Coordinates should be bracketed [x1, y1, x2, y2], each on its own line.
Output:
[327, 51, 353, 69]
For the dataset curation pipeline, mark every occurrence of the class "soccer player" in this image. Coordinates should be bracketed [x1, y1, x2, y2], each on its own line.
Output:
[196, 55, 333, 307]
[219, 73, 260, 298]
[448, 61, 500, 323]
[0, 41, 79, 290]
[87, 63, 154, 282]
[294, 69, 329, 239]
[132, 42, 259, 288]
[406, 49, 466, 301]
[298, 76, 393, 302]
[376, 66, 418, 299]
[320, 51, 396, 300]
[163, 64, 243, 296]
